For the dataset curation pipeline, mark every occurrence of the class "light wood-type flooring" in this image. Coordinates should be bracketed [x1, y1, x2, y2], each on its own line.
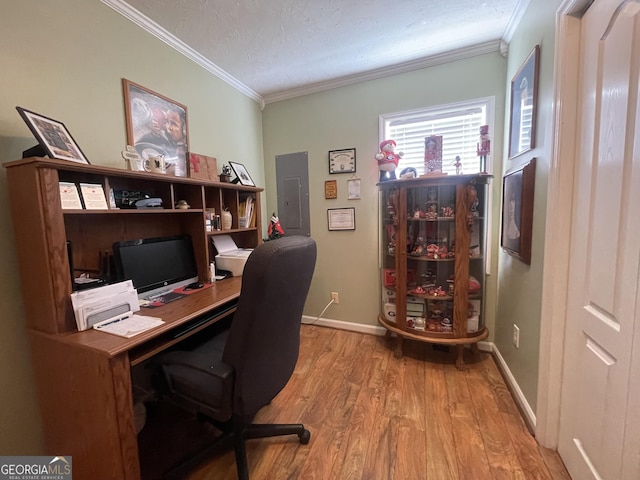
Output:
[153, 324, 571, 479]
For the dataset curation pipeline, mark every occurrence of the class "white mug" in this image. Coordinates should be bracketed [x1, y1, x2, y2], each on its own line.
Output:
[145, 155, 166, 174]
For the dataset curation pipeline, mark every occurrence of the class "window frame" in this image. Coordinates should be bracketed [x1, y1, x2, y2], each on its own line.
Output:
[378, 96, 496, 176]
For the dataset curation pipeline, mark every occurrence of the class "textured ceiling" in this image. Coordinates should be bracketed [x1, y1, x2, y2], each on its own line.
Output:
[107, 0, 525, 103]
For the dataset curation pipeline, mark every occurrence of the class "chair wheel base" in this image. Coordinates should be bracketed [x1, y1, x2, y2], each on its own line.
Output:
[299, 429, 311, 444]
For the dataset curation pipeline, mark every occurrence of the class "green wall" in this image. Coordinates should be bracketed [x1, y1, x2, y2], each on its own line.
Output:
[495, 0, 562, 412]
[262, 53, 507, 335]
[0, 0, 264, 453]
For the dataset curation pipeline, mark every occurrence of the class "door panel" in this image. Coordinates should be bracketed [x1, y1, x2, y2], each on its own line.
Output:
[558, 1, 640, 479]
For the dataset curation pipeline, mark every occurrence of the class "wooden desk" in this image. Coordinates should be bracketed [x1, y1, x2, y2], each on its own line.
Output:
[29, 277, 242, 480]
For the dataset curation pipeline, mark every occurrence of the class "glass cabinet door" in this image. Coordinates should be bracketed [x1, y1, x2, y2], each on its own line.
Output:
[379, 177, 488, 347]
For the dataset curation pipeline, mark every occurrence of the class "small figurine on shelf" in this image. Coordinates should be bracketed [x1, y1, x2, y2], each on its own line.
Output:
[452, 156, 463, 175]
[477, 125, 490, 173]
[220, 164, 232, 183]
[375, 139, 403, 182]
[267, 212, 285, 240]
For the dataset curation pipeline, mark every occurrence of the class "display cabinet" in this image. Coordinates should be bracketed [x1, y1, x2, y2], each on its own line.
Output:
[378, 174, 490, 367]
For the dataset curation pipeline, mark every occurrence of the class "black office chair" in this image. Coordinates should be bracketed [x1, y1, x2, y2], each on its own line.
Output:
[156, 235, 317, 480]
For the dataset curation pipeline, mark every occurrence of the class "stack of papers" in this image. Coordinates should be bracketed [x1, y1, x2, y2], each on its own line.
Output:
[70, 280, 163, 337]
[93, 311, 164, 338]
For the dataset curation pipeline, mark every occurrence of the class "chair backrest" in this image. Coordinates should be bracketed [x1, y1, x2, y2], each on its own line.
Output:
[222, 235, 317, 418]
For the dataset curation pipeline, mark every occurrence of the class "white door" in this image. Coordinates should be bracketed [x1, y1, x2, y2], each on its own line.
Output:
[558, 1, 640, 479]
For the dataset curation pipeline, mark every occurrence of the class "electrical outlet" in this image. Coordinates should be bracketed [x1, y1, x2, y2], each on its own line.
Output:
[331, 291, 339, 304]
[513, 324, 520, 348]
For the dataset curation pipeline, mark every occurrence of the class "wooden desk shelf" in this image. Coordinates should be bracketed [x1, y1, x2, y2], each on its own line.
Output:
[4, 157, 262, 479]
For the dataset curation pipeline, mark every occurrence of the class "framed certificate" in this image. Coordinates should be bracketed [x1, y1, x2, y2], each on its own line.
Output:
[325, 180, 337, 199]
[327, 207, 355, 231]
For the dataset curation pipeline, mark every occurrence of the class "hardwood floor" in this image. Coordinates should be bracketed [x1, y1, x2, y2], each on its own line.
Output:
[170, 325, 571, 479]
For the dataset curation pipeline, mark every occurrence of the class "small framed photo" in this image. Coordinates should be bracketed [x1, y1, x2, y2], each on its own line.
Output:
[16, 107, 89, 164]
[229, 161, 255, 186]
[501, 158, 536, 264]
[329, 148, 356, 174]
[325, 180, 337, 199]
[328, 207, 356, 231]
[508, 45, 540, 159]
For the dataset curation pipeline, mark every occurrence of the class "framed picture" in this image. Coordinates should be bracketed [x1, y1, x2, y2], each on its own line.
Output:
[229, 161, 255, 186]
[501, 158, 536, 264]
[325, 180, 337, 199]
[122, 79, 189, 177]
[328, 207, 355, 231]
[188, 152, 218, 181]
[508, 45, 540, 159]
[329, 148, 356, 174]
[16, 107, 90, 164]
[348, 177, 361, 200]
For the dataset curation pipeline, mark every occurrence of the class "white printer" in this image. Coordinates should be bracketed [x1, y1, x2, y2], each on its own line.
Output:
[211, 235, 253, 276]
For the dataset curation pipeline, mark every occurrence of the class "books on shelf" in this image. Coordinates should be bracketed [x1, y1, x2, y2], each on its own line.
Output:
[59, 182, 109, 210]
[238, 196, 255, 228]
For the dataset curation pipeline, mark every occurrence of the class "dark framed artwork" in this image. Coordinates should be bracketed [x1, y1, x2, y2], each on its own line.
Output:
[16, 107, 90, 164]
[228, 161, 255, 186]
[329, 148, 356, 174]
[501, 158, 536, 264]
[122, 79, 189, 177]
[508, 45, 540, 159]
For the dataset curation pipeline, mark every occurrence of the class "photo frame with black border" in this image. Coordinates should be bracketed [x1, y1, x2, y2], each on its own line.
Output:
[16, 107, 90, 164]
[229, 161, 255, 186]
[329, 148, 356, 174]
[328, 207, 356, 231]
[501, 157, 536, 264]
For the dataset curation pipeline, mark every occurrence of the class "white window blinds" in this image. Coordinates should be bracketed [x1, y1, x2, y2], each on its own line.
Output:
[380, 98, 494, 176]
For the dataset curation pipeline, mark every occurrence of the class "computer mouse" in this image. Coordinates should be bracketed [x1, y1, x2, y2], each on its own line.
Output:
[184, 282, 204, 290]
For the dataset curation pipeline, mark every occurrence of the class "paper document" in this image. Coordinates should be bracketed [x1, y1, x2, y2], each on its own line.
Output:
[71, 280, 140, 331]
[93, 312, 164, 338]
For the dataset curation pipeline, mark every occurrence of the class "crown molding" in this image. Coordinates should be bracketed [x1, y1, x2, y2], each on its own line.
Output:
[502, 0, 532, 43]
[101, 0, 264, 105]
[263, 40, 503, 104]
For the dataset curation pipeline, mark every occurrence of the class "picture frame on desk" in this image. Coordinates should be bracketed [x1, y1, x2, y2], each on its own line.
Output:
[16, 107, 90, 164]
[122, 79, 190, 177]
[229, 161, 255, 186]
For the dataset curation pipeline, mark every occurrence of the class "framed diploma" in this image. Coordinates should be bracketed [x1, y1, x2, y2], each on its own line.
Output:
[327, 207, 355, 231]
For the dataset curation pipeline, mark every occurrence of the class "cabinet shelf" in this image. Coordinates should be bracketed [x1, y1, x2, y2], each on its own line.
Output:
[379, 175, 491, 367]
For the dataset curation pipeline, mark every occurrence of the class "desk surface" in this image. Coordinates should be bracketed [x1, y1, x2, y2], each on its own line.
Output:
[36, 276, 243, 358]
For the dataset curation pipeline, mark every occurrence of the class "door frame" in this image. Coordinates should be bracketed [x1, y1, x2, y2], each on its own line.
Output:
[535, 0, 593, 448]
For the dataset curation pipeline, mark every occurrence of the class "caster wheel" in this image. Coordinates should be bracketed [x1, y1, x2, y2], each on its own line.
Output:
[298, 429, 311, 445]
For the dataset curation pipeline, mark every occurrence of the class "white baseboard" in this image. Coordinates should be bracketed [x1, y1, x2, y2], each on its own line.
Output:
[491, 343, 537, 432]
[301, 315, 388, 336]
[301, 318, 535, 431]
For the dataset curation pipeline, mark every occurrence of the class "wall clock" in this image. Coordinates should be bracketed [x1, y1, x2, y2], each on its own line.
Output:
[329, 148, 356, 174]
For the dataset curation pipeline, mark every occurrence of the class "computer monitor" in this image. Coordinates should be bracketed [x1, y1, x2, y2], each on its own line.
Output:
[112, 234, 198, 299]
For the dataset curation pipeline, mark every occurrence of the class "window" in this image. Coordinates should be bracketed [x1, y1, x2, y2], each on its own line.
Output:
[379, 97, 494, 176]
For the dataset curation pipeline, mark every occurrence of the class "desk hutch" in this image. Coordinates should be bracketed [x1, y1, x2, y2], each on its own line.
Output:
[4, 157, 263, 479]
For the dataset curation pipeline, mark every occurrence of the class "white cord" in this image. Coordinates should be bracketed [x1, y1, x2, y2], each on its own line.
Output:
[305, 299, 335, 325]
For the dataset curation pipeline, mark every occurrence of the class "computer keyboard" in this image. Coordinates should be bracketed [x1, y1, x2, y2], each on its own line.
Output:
[171, 300, 238, 339]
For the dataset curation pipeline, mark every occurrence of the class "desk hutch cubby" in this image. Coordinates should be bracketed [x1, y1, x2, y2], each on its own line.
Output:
[4, 157, 263, 479]
[378, 174, 491, 367]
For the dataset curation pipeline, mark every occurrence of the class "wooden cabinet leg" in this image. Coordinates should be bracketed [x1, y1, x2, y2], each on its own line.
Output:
[455, 344, 465, 369]
[393, 336, 404, 358]
[471, 343, 480, 355]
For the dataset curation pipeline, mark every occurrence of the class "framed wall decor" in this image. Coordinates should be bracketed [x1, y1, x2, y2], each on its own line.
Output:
[188, 152, 218, 181]
[328, 207, 356, 231]
[229, 161, 255, 186]
[325, 180, 337, 199]
[122, 79, 189, 177]
[501, 157, 536, 264]
[16, 107, 90, 164]
[508, 45, 540, 159]
[329, 148, 356, 174]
